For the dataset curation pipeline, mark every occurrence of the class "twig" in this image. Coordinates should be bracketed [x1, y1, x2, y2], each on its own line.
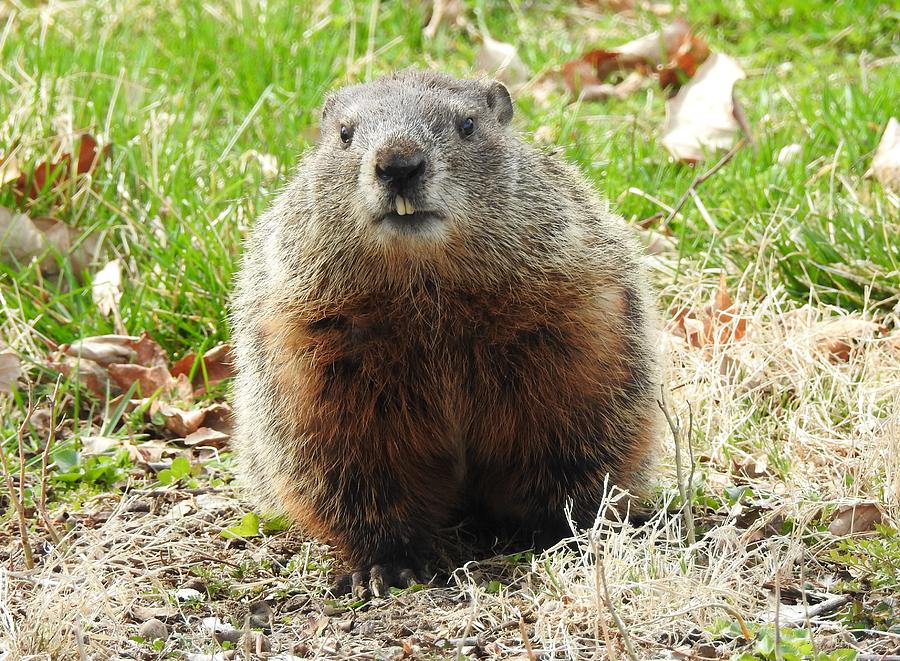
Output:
[594, 539, 617, 660]
[658, 388, 696, 546]
[518, 618, 537, 661]
[1, 395, 35, 569]
[38, 376, 64, 546]
[660, 138, 746, 231]
[597, 555, 639, 661]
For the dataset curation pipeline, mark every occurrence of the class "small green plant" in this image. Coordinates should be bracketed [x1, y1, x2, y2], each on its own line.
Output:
[830, 526, 900, 590]
[158, 456, 192, 485]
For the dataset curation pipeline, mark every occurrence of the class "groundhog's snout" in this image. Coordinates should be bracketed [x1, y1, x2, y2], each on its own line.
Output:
[374, 141, 426, 216]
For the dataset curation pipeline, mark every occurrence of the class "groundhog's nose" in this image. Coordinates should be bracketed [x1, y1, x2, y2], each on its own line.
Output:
[374, 148, 427, 195]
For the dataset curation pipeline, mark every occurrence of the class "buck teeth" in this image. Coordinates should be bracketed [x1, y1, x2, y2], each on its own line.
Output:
[395, 196, 415, 216]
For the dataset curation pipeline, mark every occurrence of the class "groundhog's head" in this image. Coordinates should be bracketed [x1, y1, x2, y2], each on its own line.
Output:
[310, 70, 516, 249]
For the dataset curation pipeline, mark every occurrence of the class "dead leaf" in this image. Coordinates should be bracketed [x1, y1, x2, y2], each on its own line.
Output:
[171, 344, 235, 391]
[661, 53, 746, 163]
[0, 207, 100, 275]
[813, 318, 884, 362]
[81, 435, 122, 455]
[49, 354, 110, 396]
[562, 20, 692, 96]
[580, 70, 645, 102]
[92, 258, 123, 319]
[0, 344, 21, 393]
[870, 117, 899, 193]
[157, 401, 207, 436]
[200, 402, 235, 437]
[828, 502, 885, 537]
[669, 273, 747, 348]
[61, 335, 139, 367]
[14, 133, 110, 201]
[183, 427, 230, 450]
[658, 33, 711, 91]
[108, 364, 174, 396]
[475, 34, 529, 88]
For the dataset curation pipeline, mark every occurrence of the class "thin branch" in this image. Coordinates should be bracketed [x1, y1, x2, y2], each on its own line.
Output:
[660, 138, 747, 231]
[597, 553, 639, 661]
[658, 388, 696, 546]
[38, 375, 64, 546]
[1, 394, 35, 569]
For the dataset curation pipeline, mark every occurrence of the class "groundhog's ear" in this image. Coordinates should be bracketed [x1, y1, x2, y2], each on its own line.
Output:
[485, 80, 513, 125]
[321, 93, 337, 121]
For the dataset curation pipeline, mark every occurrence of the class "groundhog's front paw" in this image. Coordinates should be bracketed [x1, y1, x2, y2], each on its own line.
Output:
[330, 564, 426, 599]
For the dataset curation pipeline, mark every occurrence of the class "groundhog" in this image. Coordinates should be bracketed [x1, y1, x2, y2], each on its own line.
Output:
[231, 70, 661, 597]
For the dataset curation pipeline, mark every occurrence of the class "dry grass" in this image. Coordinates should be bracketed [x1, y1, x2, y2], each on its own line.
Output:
[2, 276, 898, 660]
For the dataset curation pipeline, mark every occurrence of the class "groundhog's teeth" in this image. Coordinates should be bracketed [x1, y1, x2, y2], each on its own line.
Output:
[406, 199, 416, 214]
[395, 195, 409, 216]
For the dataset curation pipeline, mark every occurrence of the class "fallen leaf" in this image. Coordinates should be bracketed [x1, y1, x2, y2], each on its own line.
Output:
[171, 343, 235, 391]
[0, 344, 20, 394]
[108, 363, 174, 396]
[61, 335, 140, 367]
[49, 354, 110, 396]
[814, 318, 884, 362]
[580, 70, 645, 102]
[183, 426, 230, 450]
[157, 401, 206, 436]
[661, 53, 746, 163]
[200, 402, 235, 437]
[828, 502, 885, 536]
[562, 20, 692, 96]
[658, 32, 711, 91]
[669, 273, 747, 349]
[870, 117, 899, 193]
[14, 133, 110, 201]
[92, 258, 123, 318]
[0, 207, 100, 275]
[81, 435, 122, 455]
[475, 34, 529, 88]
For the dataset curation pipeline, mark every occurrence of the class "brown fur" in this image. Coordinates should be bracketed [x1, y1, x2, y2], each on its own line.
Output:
[230, 70, 662, 588]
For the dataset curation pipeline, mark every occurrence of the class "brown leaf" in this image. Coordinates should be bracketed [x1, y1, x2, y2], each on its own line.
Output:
[183, 426, 230, 450]
[814, 318, 884, 362]
[0, 206, 101, 275]
[108, 364, 174, 396]
[658, 33, 711, 92]
[562, 20, 691, 96]
[669, 274, 747, 349]
[661, 53, 746, 162]
[14, 133, 110, 201]
[828, 502, 885, 537]
[870, 117, 899, 193]
[200, 402, 235, 437]
[49, 354, 110, 396]
[61, 333, 168, 368]
[157, 401, 206, 436]
[0, 344, 21, 393]
[172, 343, 235, 391]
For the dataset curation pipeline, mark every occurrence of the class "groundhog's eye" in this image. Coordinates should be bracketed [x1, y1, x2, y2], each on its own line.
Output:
[339, 125, 353, 145]
[460, 117, 475, 137]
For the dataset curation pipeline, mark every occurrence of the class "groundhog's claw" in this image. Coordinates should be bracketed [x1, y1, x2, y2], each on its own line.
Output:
[330, 564, 424, 599]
